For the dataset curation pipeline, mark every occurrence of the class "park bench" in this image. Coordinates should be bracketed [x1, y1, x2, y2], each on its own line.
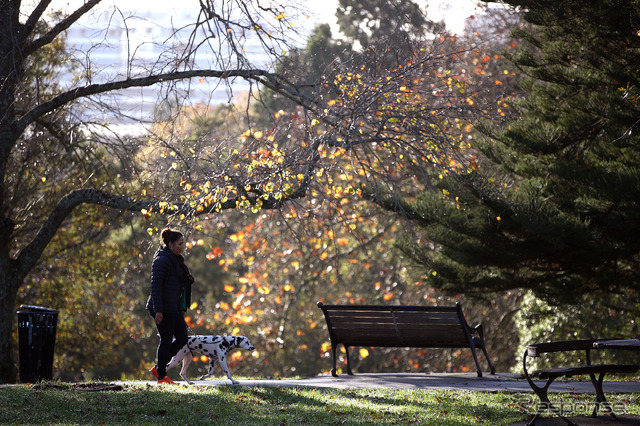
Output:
[317, 301, 496, 377]
[523, 339, 639, 426]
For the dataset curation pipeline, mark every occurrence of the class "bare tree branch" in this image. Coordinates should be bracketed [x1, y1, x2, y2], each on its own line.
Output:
[16, 188, 154, 277]
[21, 0, 54, 45]
[15, 68, 319, 137]
[23, 0, 104, 56]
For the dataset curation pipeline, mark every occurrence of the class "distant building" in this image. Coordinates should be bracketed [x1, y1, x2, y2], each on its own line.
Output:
[63, 5, 274, 127]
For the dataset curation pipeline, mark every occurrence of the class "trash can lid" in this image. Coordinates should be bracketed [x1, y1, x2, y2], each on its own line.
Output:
[18, 305, 59, 313]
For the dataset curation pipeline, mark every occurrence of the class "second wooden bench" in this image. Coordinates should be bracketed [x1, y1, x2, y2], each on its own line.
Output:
[523, 339, 639, 425]
[317, 301, 496, 377]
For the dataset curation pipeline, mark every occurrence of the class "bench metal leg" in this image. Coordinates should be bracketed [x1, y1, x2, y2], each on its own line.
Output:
[589, 372, 617, 419]
[479, 344, 496, 375]
[470, 346, 484, 377]
[344, 346, 354, 375]
[472, 338, 496, 376]
[525, 376, 579, 426]
[331, 343, 338, 377]
[330, 343, 354, 376]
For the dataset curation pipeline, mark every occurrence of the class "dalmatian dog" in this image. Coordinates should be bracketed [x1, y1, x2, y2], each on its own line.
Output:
[166, 335, 255, 384]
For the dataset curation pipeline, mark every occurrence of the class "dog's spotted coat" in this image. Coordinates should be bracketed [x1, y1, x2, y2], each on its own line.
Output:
[166, 335, 255, 384]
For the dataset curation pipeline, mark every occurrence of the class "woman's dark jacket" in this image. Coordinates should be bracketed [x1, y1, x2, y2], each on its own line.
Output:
[146, 246, 193, 314]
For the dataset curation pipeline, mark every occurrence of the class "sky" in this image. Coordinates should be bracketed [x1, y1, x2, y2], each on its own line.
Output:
[46, 0, 482, 36]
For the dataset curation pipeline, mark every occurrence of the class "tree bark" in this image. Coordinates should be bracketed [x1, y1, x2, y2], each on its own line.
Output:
[0, 256, 20, 383]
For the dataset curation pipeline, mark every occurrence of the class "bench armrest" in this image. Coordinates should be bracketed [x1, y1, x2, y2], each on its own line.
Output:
[470, 323, 485, 341]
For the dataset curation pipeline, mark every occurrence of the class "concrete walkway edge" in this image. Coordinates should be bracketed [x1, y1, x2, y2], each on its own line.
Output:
[131, 372, 640, 394]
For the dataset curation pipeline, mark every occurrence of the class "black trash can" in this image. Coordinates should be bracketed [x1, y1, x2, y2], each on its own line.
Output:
[17, 305, 59, 382]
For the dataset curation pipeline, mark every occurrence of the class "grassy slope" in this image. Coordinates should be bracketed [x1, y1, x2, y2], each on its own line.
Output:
[1, 382, 639, 425]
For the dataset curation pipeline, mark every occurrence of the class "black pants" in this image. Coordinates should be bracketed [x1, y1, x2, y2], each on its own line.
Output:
[152, 311, 188, 379]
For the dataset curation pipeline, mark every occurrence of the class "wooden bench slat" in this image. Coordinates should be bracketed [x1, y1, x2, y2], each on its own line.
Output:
[329, 324, 467, 332]
[324, 314, 461, 322]
[321, 304, 459, 312]
[331, 330, 469, 344]
[323, 310, 461, 316]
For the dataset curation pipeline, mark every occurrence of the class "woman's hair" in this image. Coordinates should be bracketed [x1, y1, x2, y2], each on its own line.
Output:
[161, 227, 183, 246]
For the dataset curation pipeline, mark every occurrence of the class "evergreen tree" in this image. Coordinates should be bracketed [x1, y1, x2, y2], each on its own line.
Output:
[388, 0, 640, 306]
[335, 0, 443, 49]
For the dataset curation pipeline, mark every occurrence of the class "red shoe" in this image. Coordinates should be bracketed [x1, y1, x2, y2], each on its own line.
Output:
[149, 366, 159, 379]
[157, 376, 174, 385]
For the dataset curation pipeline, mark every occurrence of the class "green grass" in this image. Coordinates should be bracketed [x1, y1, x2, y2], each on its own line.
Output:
[1, 381, 639, 425]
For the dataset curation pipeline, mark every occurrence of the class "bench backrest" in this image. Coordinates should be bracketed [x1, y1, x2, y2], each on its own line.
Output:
[526, 339, 599, 357]
[317, 302, 473, 348]
[526, 338, 629, 357]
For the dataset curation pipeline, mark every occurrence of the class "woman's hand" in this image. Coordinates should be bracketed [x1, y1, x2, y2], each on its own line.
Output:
[155, 312, 163, 325]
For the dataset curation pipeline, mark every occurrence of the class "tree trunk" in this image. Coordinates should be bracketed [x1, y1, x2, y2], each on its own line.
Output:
[0, 257, 21, 383]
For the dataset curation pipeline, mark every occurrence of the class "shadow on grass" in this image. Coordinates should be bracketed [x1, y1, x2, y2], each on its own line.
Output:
[0, 383, 539, 425]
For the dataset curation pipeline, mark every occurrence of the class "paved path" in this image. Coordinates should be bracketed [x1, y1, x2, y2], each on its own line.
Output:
[162, 373, 640, 425]
[151, 372, 640, 394]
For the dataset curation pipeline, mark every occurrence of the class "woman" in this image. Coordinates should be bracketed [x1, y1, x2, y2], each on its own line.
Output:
[146, 227, 194, 384]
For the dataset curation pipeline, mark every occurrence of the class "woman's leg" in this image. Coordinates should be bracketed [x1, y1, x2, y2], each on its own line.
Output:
[155, 312, 177, 379]
[168, 314, 189, 359]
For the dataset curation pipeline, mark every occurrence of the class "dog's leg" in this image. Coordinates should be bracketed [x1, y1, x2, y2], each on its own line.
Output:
[179, 354, 194, 385]
[218, 355, 239, 384]
[166, 345, 188, 373]
[199, 358, 216, 380]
